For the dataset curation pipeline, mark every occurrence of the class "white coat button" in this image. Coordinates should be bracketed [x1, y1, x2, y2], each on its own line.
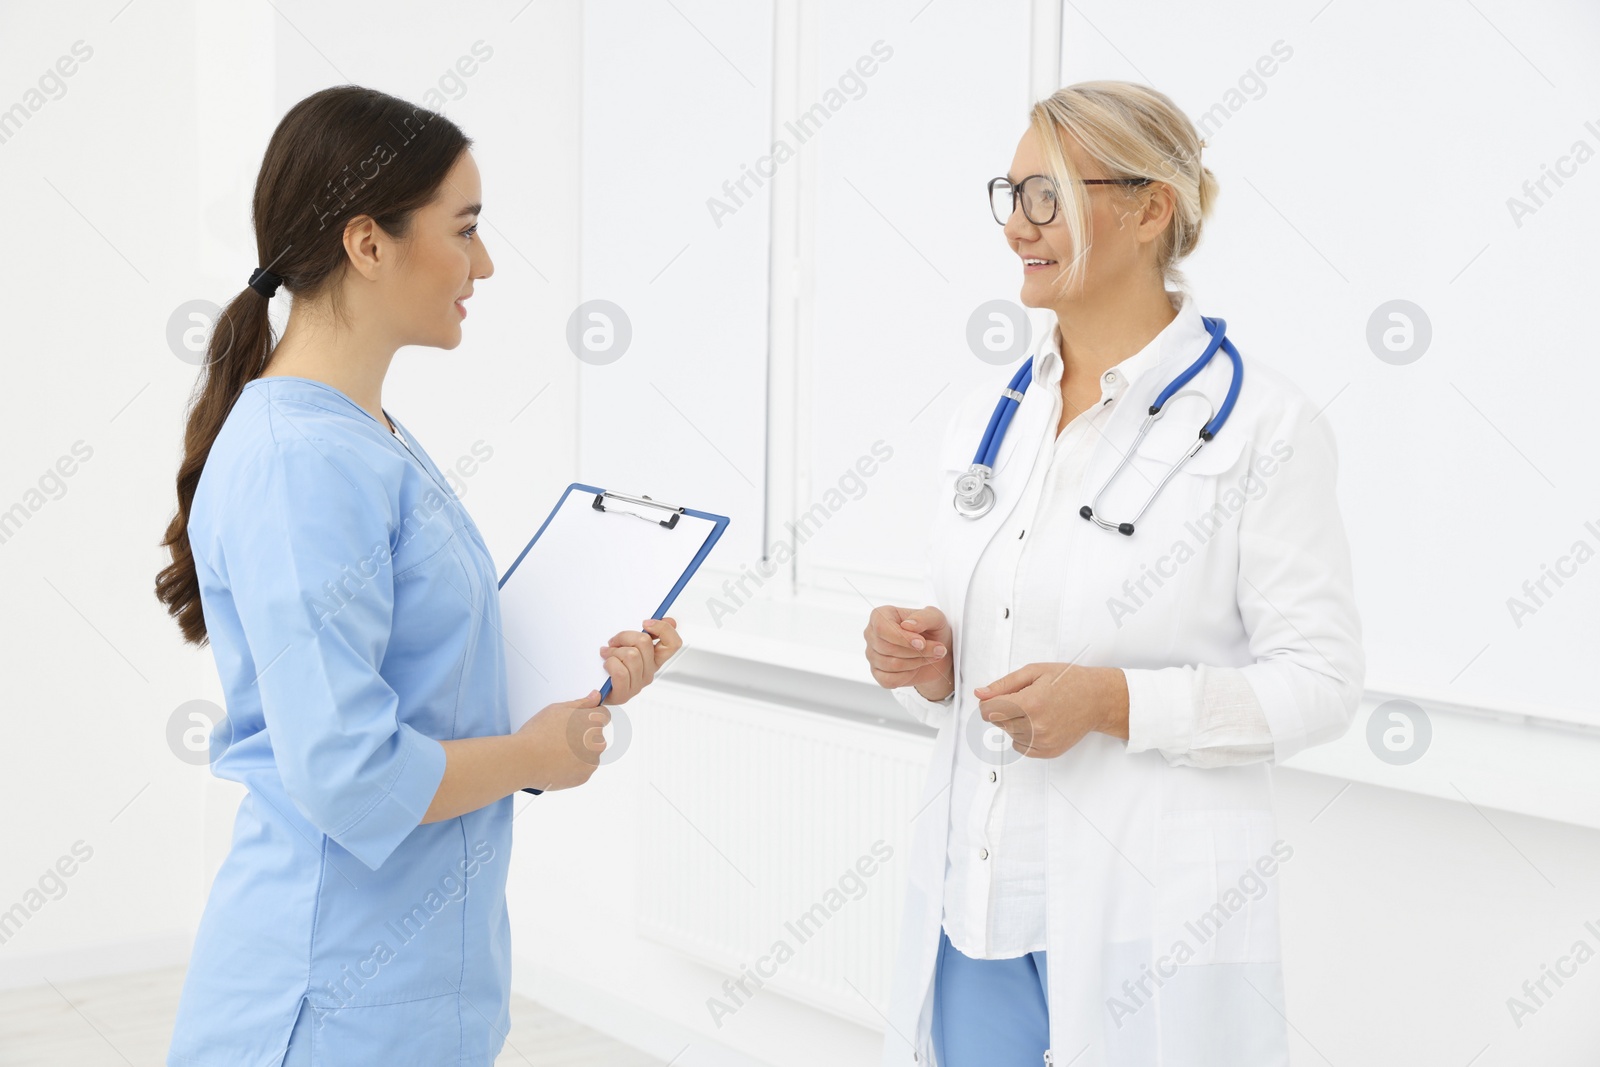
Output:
[988, 770, 997, 783]
[978, 848, 989, 860]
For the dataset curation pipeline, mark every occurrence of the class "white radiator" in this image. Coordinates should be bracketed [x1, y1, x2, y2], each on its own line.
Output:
[637, 680, 934, 1030]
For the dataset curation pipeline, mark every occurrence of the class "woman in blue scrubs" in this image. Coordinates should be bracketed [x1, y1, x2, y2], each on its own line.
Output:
[154, 86, 678, 1066]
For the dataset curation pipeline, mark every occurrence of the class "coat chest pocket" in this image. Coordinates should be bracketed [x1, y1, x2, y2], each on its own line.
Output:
[1152, 809, 1284, 967]
[934, 406, 1029, 521]
[1116, 392, 1250, 506]
[938, 414, 1026, 478]
[1065, 409, 1249, 650]
[1073, 421, 1250, 595]
[940, 430, 974, 475]
[938, 371, 1045, 477]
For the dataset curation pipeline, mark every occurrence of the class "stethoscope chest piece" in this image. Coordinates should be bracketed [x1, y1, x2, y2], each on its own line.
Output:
[952, 464, 996, 519]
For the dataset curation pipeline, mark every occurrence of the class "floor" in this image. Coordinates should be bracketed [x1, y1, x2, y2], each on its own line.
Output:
[0, 964, 667, 1066]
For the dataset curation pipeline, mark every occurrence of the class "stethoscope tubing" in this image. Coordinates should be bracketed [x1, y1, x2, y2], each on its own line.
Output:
[971, 358, 1035, 469]
[953, 315, 1244, 531]
[1154, 317, 1242, 439]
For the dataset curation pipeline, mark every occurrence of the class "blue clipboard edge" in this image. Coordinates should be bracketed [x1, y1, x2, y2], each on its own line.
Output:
[497, 482, 730, 794]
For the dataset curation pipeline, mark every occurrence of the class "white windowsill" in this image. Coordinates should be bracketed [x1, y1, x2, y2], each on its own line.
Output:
[665, 586, 1600, 832]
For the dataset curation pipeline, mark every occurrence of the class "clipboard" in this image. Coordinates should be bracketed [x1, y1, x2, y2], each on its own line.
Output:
[497, 483, 729, 794]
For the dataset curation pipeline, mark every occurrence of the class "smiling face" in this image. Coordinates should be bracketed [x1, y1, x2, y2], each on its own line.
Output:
[1002, 124, 1170, 310]
[384, 148, 494, 350]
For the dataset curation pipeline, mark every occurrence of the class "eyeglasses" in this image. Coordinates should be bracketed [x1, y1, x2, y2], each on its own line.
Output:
[988, 174, 1153, 226]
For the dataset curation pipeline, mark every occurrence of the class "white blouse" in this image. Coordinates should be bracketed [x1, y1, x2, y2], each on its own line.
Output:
[925, 312, 1276, 961]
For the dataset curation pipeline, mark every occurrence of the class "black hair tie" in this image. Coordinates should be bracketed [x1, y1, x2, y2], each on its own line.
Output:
[248, 267, 284, 298]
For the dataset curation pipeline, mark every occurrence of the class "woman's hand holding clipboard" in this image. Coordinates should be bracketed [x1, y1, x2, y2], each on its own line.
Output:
[509, 614, 683, 792]
[596, 615, 683, 705]
[498, 484, 728, 794]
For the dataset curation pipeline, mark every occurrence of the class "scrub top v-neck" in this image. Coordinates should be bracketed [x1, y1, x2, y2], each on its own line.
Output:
[167, 376, 515, 1067]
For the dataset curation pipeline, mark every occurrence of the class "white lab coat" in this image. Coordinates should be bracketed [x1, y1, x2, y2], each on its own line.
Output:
[882, 299, 1365, 1067]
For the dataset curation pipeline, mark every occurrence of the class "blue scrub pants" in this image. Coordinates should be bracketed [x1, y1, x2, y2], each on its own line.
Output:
[932, 928, 1050, 1067]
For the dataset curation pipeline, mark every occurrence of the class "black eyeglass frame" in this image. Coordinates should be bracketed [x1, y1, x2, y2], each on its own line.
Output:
[988, 173, 1153, 226]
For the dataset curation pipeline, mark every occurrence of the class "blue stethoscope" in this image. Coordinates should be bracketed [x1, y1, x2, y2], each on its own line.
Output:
[953, 315, 1244, 534]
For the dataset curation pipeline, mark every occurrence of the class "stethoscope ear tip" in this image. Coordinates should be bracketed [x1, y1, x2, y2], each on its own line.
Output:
[1079, 504, 1133, 535]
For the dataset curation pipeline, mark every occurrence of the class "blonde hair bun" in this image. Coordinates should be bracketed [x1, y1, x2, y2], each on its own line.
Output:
[1029, 80, 1213, 294]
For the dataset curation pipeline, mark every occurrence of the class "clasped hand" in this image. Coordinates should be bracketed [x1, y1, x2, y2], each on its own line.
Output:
[864, 605, 1128, 759]
[597, 616, 682, 704]
[973, 661, 1128, 758]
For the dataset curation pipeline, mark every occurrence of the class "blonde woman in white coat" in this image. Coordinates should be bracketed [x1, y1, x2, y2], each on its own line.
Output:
[863, 81, 1364, 1067]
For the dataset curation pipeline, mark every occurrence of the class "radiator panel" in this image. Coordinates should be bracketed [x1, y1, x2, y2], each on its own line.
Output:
[637, 681, 934, 1028]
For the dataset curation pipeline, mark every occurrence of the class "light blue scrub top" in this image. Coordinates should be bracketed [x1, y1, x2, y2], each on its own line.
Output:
[167, 377, 514, 1067]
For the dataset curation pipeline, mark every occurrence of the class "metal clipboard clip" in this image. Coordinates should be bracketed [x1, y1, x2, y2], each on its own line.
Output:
[591, 490, 684, 529]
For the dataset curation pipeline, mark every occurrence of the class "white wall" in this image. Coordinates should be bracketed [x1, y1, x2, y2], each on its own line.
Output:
[575, 0, 775, 567]
[1, 0, 231, 986]
[1275, 763, 1600, 1065]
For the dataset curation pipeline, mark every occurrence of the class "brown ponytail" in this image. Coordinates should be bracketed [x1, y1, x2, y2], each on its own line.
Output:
[155, 85, 471, 645]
